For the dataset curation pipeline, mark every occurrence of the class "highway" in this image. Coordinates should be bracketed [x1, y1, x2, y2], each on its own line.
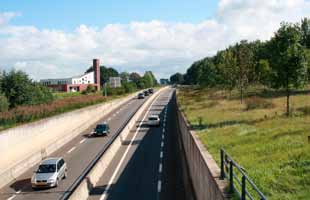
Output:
[0, 92, 151, 200]
[87, 88, 186, 200]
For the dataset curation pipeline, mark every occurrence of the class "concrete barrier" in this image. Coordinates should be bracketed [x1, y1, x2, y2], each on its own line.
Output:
[0, 92, 140, 189]
[68, 87, 166, 200]
[175, 93, 229, 200]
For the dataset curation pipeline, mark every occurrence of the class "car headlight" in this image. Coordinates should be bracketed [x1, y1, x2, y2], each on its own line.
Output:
[48, 178, 56, 183]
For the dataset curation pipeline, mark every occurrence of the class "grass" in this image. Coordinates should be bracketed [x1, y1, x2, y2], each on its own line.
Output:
[0, 91, 129, 131]
[177, 86, 310, 200]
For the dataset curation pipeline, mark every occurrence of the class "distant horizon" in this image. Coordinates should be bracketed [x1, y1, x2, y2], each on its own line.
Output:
[0, 0, 309, 80]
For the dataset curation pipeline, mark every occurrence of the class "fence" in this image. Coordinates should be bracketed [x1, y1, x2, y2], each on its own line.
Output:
[220, 149, 266, 200]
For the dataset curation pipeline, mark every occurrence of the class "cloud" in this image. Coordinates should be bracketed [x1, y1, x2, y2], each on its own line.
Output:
[0, 0, 309, 80]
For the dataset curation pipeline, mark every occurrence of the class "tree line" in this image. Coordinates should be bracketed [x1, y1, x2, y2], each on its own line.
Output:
[170, 18, 310, 116]
[0, 65, 157, 112]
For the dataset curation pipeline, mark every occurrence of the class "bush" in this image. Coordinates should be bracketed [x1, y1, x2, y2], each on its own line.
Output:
[82, 85, 96, 95]
[245, 97, 275, 110]
[298, 106, 310, 115]
[0, 95, 9, 112]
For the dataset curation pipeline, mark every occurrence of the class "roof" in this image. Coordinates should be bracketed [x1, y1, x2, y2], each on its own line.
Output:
[41, 157, 61, 165]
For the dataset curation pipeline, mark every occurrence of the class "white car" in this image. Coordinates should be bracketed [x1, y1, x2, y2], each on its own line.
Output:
[31, 157, 67, 189]
[147, 115, 161, 126]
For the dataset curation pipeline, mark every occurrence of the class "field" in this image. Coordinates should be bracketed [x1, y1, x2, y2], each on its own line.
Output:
[0, 91, 128, 131]
[177, 86, 310, 200]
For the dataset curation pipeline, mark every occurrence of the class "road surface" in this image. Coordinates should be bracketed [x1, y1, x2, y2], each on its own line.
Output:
[0, 93, 151, 200]
[87, 88, 186, 200]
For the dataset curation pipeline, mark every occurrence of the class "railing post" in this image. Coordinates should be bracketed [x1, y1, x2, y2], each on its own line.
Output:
[220, 149, 225, 179]
[241, 175, 246, 200]
[229, 161, 234, 194]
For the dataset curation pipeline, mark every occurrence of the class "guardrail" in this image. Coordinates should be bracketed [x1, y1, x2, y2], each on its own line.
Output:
[59, 95, 145, 200]
[220, 149, 266, 200]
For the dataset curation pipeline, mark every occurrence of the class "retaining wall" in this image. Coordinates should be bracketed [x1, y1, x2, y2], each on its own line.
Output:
[0, 92, 139, 189]
[175, 93, 229, 200]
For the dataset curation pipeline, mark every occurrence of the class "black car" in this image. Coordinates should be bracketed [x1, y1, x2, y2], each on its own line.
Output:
[138, 93, 145, 99]
[148, 88, 154, 94]
[93, 123, 110, 136]
[144, 90, 149, 96]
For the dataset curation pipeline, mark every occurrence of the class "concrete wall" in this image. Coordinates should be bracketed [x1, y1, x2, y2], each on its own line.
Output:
[175, 94, 229, 200]
[0, 92, 139, 189]
[68, 87, 166, 200]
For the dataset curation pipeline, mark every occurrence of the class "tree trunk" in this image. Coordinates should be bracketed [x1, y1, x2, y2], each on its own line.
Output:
[286, 88, 290, 117]
[240, 84, 244, 104]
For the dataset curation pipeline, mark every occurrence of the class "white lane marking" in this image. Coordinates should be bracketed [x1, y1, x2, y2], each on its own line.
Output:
[7, 195, 16, 200]
[157, 180, 162, 193]
[67, 146, 76, 154]
[99, 94, 162, 200]
[162, 134, 165, 139]
[16, 190, 21, 194]
[79, 139, 86, 144]
[161, 141, 164, 148]
[160, 151, 163, 158]
[159, 163, 163, 173]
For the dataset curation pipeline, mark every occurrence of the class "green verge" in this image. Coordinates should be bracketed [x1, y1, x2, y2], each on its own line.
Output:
[177, 86, 310, 200]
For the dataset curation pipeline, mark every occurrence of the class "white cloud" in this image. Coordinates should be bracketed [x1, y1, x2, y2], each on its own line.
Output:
[0, 0, 310, 80]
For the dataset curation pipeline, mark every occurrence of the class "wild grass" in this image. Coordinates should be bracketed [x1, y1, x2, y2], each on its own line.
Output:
[0, 92, 126, 131]
[177, 86, 310, 200]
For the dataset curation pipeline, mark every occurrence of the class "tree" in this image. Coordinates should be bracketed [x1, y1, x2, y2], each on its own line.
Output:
[301, 18, 310, 48]
[268, 22, 308, 116]
[120, 72, 130, 83]
[86, 65, 119, 86]
[170, 73, 184, 84]
[1, 70, 53, 107]
[129, 72, 141, 84]
[0, 94, 9, 112]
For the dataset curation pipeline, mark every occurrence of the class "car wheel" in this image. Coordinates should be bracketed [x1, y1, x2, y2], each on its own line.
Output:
[63, 170, 67, 179]
[55, 178, 59, 187]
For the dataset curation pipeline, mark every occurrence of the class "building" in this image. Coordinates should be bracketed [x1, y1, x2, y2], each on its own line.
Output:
[40, 59, 101, 92]
[109, 77, 121, 88]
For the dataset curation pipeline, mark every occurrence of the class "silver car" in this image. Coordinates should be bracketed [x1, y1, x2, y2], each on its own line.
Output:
[147, 115, 161, 126]
[31, 157, 67, 189]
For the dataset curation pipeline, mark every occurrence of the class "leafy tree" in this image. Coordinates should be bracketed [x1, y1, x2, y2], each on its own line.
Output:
[268, 22, 308, 116]
[86, 65, 119, 86]
[120, 72, 130, 83]
[0, 94, 9, 112]
[129, 72, 141, 84]
[170, 73, 184, 84]
[301, 18, 310, 48]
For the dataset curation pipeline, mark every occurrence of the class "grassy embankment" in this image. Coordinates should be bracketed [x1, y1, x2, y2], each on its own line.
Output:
[0, 91, 131, 131]
[177, 86, 310, 200]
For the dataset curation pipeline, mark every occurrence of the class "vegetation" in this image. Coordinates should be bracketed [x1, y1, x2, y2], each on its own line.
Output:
[171, 18, 310, 116]
[177, 86, 310, 200]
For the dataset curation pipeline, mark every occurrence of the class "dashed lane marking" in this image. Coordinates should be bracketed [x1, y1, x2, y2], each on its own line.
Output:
[161, 141, 164, 148]
[67, 146, 76, 154]
[99, 93, 162, 200]
[157, 180, 162, 193]
[7, 195, 16, 200]
[160, 151, 163, 158]
[159, 163, 163, 173]
[79, 139, 86, 144]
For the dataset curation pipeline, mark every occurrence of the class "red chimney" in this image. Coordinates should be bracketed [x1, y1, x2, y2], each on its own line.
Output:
[93, 59, 100, 91]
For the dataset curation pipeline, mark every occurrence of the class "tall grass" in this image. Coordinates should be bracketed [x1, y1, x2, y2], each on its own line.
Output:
[0, 93, 122, 131]
[177, 86, 310, 200]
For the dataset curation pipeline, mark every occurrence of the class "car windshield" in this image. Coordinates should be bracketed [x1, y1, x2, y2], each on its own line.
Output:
[37, 164, 56, 173]
[96, 124, 107, 130]
[149, 117, 158, 120]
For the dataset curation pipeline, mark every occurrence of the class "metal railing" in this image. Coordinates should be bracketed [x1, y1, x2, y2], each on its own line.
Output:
[59, 96, 145, 200]
[220, 149, 267, 200]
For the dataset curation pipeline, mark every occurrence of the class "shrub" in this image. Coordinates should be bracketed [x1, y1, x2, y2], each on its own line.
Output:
[298, 106, 310, 115]
[245, 97, 275, 110]
[0, 94, 9, 112]
[82, 85, 96, 95]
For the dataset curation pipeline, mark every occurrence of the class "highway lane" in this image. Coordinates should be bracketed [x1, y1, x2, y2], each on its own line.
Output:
[87, 88, 186, 200]
[0, 92, 153, 200]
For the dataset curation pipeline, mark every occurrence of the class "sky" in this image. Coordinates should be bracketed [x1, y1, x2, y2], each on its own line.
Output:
[0, 0, 310, 80]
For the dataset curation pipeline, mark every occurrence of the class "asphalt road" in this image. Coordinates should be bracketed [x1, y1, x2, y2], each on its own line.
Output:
[0, 92, 152, 200]
[87, 88, 186, 200]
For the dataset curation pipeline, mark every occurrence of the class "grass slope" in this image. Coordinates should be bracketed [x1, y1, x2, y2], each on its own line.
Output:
[177, 86, 310, 200]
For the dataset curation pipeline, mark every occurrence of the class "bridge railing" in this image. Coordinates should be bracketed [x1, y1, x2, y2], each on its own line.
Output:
[220, 149, 267, 200]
